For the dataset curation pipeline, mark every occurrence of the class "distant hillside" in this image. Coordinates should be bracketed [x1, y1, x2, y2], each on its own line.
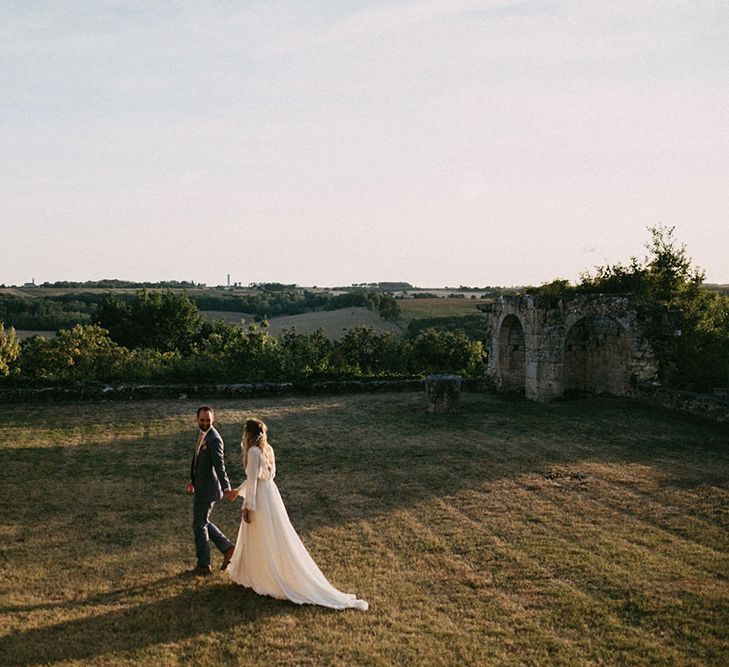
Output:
[202, 307, 401, 341]
[397, 298, 485, 322]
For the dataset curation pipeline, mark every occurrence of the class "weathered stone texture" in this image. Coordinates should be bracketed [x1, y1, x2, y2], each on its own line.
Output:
[425, 374, 462, 413]
[637, 386, 729, 424]
[480, 294, 663, 402]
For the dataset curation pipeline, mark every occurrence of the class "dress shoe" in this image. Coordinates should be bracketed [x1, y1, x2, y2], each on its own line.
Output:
[189, 564, 212, 577]
[221, 545, 235, 571]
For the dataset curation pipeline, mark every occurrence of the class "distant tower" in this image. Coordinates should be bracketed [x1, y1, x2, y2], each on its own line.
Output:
[227, 273, 231, 287]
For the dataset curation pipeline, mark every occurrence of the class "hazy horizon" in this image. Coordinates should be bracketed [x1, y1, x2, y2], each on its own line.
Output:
[3, 2, 728, 287]
[5, 275, 729, 290]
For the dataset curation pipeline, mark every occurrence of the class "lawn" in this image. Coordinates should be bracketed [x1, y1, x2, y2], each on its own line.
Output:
[1, 393, 727, 666]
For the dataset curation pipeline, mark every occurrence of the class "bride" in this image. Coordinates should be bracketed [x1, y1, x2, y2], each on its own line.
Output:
[226, 418, 368, 611]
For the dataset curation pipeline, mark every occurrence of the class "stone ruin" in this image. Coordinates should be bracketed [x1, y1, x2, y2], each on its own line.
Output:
[479, 294, 668, 402]
[425, 374, 462, 413]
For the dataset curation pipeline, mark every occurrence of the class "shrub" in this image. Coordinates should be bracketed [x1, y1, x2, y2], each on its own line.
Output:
[17, 325, 129, 383]
[333, 327, 409, 376]
[0, 322, 20, 377]
[278, 328, 334, 379]
[406, 314, 487, 341]
[579, 226, 728, 389]
[408, 328, 485, 377]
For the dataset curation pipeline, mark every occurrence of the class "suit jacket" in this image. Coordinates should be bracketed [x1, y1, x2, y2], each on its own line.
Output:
[190, 426, 231, 503]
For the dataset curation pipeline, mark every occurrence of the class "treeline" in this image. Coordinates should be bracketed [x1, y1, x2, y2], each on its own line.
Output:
[0, 289, 483, 385]
[170, 290, 327, 318]
[528, 226, 729, 391]
[0, 288, 401, 331]
[0, 295, 93, 330]
[174, 287, 400, 320]
[335, 282, 415, 291]
[445, 285, 502, 291]
[38, 279, 201, 289]
[406, 292, 486, 300]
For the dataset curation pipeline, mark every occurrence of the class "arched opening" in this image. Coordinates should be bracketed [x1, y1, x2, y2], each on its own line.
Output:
[563, 316, 631, 396]
[498, 314, 526, 393]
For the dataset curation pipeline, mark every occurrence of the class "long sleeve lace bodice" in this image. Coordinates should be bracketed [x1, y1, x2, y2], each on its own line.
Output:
[238, 446, 276, 511]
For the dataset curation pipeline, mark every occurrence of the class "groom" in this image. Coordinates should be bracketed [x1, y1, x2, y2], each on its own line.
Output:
[186, 406, 237, 576]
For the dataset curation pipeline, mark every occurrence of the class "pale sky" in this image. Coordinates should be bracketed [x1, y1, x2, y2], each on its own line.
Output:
[2, 1, 728, 287]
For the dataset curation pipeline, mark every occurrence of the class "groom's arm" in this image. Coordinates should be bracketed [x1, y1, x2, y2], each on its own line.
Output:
[209, 435, 232, 492]
[187, 453, 195, 493]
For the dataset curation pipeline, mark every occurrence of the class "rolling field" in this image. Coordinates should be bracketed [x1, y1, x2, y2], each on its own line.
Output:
[2, 289, 489, 342]
[1, 393, 727, 666]
[203, 307, 402, 339]
[397, 298, 486, 323]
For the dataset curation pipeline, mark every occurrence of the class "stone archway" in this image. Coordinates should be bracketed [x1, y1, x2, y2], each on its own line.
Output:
[482, 294, 661, 402]
[498, 314, 526, 393]
[563, 315, 631, 396]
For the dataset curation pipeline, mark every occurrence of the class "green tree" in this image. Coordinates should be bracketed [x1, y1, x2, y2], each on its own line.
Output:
[578, 225, 704, 303]
[376, 293, 401, 321]
[278, 328, 334, 379]
[94, 289, 203, 352]
[333, 327, 408, 376]
[17, 325, 129, 383]
[409, 328, 485, 377]
[578, 225, 728, 389]
[0, 322, 20, 377]
[202, 324, 282, 381]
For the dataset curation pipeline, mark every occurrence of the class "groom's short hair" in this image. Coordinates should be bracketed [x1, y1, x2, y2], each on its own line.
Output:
[197, 405, 214, 417]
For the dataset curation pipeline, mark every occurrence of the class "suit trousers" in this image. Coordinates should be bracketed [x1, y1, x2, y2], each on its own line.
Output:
[193, 494, 233, 567]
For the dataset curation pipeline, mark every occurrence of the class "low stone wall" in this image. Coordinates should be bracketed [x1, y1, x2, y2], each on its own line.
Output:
[0, 378, 492, 404]
[636, 386, 729, 424]
[2, 378, 725, 425]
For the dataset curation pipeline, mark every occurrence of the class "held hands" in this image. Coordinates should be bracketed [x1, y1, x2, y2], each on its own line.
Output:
[187, 484, 237, 500]
[243, 508, 252, 523]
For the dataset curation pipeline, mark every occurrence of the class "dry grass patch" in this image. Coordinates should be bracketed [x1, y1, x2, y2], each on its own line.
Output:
[1, 393, 727, 665]
[202, 307, 402, 339]
[397, 298, 484, 323]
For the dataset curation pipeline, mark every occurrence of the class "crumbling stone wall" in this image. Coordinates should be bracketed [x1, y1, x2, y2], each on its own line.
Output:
[480, 294, 662, 402]
[497, 314, 526, 392]
[564, 315, 631, 395]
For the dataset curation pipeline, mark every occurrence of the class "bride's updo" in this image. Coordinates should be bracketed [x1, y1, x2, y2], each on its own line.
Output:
[242, 418, 272, 469]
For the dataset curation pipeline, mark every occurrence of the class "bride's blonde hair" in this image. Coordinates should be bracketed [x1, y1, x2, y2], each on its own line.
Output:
[242, 418, 273, 470]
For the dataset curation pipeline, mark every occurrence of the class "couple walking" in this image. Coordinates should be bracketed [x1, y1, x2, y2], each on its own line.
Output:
[187, 406, 368, 611]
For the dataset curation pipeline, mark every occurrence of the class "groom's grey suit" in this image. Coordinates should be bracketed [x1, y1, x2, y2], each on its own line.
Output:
[191, 427, 233, 568]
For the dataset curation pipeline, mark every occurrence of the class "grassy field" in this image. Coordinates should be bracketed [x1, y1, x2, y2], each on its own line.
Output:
[202, 307, 402, 340]
[397, 298, 486, 323]
[1, 393, 727, 666]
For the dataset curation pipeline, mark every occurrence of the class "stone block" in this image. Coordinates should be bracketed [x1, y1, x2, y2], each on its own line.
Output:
[425, 374, 462, 413]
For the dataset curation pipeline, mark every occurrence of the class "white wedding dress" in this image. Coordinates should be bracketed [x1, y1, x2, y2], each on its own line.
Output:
[227, 445, 368, 611]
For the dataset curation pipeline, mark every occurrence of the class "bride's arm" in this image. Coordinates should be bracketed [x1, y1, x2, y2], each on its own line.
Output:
[243, 448, 261, 512]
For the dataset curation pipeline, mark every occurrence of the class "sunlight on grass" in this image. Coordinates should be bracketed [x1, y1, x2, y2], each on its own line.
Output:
[1, 393, 727, 665]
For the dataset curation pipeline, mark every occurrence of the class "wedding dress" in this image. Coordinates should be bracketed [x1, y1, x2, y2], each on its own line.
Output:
[227, 445, 368, 611]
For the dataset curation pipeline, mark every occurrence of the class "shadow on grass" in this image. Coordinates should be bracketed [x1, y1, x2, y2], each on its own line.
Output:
[3, 394, 728, 537]
[1, 393, 728, 665]
[0, 577, 303, 666]
[0, 575, 184, 614]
